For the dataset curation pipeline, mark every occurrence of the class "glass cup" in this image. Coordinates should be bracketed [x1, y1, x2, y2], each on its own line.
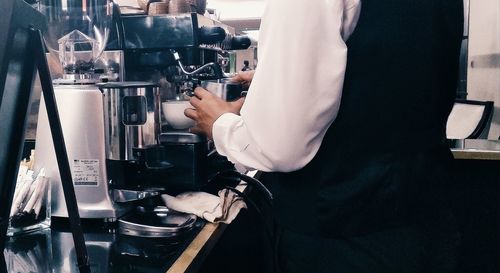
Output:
[7, 167, 51, 236]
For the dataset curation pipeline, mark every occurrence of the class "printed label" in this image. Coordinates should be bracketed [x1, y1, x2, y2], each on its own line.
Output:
[72, 159, 100, 187]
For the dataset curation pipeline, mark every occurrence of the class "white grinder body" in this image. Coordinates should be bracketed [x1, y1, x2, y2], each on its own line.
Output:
[34, 84, 124, 220]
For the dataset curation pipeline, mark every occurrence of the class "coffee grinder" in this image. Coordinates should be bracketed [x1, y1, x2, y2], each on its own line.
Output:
[34, 0, 129, 221]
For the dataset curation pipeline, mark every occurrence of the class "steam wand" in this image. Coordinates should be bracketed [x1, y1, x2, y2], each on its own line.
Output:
[170, 49, 225, 79]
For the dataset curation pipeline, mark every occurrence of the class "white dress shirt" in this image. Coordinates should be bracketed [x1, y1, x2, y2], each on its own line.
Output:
[212, 0, 361, 172]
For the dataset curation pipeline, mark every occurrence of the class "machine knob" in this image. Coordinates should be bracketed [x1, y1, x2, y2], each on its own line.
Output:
[220, 35, 252, 50]
[198, 26, 226, 45]
[230, 36, 252, 50]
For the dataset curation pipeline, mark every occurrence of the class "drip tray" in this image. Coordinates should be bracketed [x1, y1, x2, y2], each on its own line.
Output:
[118, 206, 197, 238]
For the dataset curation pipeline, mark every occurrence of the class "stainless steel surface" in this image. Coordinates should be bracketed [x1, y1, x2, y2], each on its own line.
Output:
[167, 0, 205, 15]
[450, 139, 500, 151]
[120, 13, 235, 50]
[25, 50, 124, 140]
[52, 231, 115, 273]
[3, 220, 206, 272]
[450, 139, 500, 160]
[99, 82, 161, 161]
[200, 78, 243, 101]
[119, 13, 243, 102]
[112, 189, 160, 203]
[168, 0, 193, 14]
[118, 206, 197, 238]
[160, 132, 207, 144]
[35, 85, 127, 219]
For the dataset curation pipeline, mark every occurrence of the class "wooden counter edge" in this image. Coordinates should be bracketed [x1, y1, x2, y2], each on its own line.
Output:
[166, 170, 258, 273]
[452, 149, 500, 161]
[166, 222, 227, 273]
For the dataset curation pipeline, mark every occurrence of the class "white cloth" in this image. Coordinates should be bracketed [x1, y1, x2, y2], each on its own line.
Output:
[161, 189, 247, 224]
[212, 0, 362, 172]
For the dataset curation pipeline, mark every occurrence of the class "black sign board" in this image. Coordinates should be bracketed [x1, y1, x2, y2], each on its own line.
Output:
[0, 0, 46, 247]
[0, 1, 90, 271]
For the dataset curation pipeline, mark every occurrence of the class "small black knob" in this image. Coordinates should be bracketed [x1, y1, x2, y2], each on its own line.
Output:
[231, 36, 251, 50]
[198, 26, 226, 45]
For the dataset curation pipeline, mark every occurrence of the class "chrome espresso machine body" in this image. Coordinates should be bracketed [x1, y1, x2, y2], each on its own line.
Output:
[104, 12, 250, 195]
[113, 12, 249, 99]
[35, 3, 249, 223]
[105, 11, 250, 236]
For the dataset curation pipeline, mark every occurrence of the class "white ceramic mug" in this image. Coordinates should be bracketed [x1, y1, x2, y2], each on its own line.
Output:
[162, 100, 195, 129]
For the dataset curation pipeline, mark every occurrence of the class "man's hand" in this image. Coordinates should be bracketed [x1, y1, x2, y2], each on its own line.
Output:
[185, 87, 245, 139]
[230, 70, 255, 90]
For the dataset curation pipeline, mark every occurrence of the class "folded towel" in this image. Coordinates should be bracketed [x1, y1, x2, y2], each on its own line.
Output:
[161, 189, 247, 224]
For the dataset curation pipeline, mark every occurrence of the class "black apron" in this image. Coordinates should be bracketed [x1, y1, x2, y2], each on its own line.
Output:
[261, 0, 464, 272]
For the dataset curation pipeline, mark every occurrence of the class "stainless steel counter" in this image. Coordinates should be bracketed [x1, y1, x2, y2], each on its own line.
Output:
[2, 171, 253, 273]
[2, 221, 204, 273]
[450, 139, 500, 160]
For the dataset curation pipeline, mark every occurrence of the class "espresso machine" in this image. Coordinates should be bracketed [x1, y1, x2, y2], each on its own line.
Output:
[110, 11, 250, 192]
[34, 0, 249, 229]
[103, 9, 250, 236]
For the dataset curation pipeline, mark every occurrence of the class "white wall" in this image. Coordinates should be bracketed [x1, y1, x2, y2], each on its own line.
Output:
[236, 47, 257, 71]
[467, 0, 500, 139]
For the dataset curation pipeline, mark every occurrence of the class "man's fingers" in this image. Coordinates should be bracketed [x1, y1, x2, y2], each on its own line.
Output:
[232, 97, 245, 107]
[189, 126, 203, 135]
[189, 125, 212, 139]
[229, 74, 243, 83]
[184, 108, 198, 120]
[229, 97, 245, 114]
[194, 87, 212, 99]
[189, 95, 201, 108]
[230, 71, 255, 83]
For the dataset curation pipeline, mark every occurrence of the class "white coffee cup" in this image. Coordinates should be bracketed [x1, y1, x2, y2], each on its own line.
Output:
[162, 100, 195, 129]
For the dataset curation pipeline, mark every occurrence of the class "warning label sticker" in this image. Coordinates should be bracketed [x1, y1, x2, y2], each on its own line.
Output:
[72, 159, 100, 187]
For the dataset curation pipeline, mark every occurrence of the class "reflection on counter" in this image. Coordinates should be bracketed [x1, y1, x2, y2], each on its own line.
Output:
[3, 230, 52, 273]
[2, 219, 203, 273]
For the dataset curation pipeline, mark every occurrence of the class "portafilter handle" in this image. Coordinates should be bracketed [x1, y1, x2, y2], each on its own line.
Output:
[112, 189, 160, 203]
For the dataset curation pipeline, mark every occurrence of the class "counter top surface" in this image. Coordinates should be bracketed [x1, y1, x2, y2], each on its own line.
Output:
[2, 221, 204, 273]
[2, 171, 254, 273]
[450, 139, 500, 160]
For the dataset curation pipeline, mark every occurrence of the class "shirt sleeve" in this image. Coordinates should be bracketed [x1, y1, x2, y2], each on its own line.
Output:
[212, 0, 361, 172]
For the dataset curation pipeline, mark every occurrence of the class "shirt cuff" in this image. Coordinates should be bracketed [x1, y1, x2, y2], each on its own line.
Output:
[212, 113, 245, 157]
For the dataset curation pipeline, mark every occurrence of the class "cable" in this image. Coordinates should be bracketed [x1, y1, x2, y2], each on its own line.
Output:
[217, 170, 273, 205]
[224, 186, 274, 254]
[206, 169, 275, 256]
